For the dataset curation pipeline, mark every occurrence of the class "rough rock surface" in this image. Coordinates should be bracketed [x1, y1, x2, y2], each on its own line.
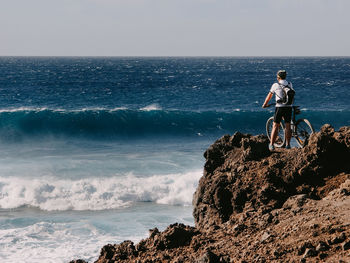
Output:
[74, 125, 350, 263]
[193, 125, 350, 230]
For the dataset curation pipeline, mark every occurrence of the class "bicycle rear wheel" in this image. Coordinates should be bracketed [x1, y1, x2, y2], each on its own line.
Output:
[266, 117, 285, 148]
[295, 119, 314, 147]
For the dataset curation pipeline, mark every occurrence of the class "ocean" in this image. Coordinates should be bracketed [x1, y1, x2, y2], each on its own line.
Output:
[0, 57, 349, 262]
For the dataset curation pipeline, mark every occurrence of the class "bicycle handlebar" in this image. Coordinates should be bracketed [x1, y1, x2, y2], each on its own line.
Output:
[263, 103, 300, 109]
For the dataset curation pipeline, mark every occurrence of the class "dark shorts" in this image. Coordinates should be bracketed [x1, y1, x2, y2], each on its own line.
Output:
[274, 107, 292, 124]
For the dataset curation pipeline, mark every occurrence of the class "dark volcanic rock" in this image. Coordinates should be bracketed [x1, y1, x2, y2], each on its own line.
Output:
[195, 249, 220, 263]
[95, 241, 137, 262]
[95, 223, 199, 262]
[193, 125, 350, 230]
[72, 125, 350, 263]
[141, 223, 199, 250]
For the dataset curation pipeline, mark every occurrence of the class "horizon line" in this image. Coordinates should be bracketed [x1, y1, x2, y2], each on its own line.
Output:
[1, 55, 350, 58]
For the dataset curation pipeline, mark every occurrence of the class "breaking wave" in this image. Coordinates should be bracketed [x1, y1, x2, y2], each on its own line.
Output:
[0, 170, 202, 211]
[0, 108, 348, 141]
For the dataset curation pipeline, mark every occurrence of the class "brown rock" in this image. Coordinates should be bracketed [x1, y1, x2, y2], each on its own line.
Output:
[343, 240, 350, 251]
[195, 249, 220, 263]
[161, 223, 198, 249]
[96, 241, 137, 262]
[330, 233, 346, 245]
[194, 125, 350, 231]
[303, 248, 318, 258]
[316, 241, 329, 252]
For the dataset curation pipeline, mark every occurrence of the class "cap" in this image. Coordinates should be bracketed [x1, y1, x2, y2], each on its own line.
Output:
[277, 70, 287, 79]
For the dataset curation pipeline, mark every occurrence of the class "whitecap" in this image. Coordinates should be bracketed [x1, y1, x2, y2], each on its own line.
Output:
[0, 107, 49, 113]
[140, 104, 162, 111]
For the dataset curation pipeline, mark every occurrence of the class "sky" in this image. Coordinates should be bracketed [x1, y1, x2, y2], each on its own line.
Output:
[0, 0, 349, 56]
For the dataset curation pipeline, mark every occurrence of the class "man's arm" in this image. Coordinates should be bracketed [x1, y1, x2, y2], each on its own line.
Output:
[262, 92, 273, 108]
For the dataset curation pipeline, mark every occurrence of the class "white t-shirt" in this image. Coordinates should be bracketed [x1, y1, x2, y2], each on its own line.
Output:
[270, 79, 293, 107]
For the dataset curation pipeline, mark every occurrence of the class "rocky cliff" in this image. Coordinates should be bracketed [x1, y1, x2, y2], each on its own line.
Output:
[72, 125, 350, 263]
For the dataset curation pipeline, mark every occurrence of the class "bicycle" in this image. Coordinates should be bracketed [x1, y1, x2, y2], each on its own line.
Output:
[265, 104, 315, 148]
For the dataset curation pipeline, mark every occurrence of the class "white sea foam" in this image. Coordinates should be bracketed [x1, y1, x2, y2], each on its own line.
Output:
[0, 203, 194, 263]
[0, 221, 134, 263]
[0, 106, 129, 113]
[0, 171, 199, 262]
[74, 107, 106, 112]
[0, 170, 202, 211]
[0, 107, 49, 113]
[109, 107, 128, 111]
[140, 104, 162, 111]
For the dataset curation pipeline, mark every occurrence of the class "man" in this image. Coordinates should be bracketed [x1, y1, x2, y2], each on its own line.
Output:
[262, 70, 293, 150]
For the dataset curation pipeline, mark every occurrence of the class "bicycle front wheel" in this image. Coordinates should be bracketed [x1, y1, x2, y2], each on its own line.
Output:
[266, 117, 285, 148]
[295, 119, 314, 147]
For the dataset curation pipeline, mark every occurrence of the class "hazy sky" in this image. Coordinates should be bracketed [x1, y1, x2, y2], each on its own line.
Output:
[0, 0, 349, 56]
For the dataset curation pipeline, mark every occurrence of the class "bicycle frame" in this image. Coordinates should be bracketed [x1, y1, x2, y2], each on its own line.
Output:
[265, 104, 314, 148]
[290, 107, 298, 137]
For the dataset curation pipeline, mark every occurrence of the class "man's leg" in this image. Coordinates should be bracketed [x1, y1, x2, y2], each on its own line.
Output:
[270, 107, 282, 149]
[282, 107, 292, 148]
[285, 122, 291, 146]
[270, 122, 280, 146]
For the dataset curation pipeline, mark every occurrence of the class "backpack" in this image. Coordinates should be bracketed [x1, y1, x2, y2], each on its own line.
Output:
[276, 82, 295, 105]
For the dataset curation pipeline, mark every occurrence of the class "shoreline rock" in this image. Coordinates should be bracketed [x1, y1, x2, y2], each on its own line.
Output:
[72, 124, 350, 263]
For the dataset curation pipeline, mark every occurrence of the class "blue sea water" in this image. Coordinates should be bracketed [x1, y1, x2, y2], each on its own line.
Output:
[0, 57, 349, 262]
